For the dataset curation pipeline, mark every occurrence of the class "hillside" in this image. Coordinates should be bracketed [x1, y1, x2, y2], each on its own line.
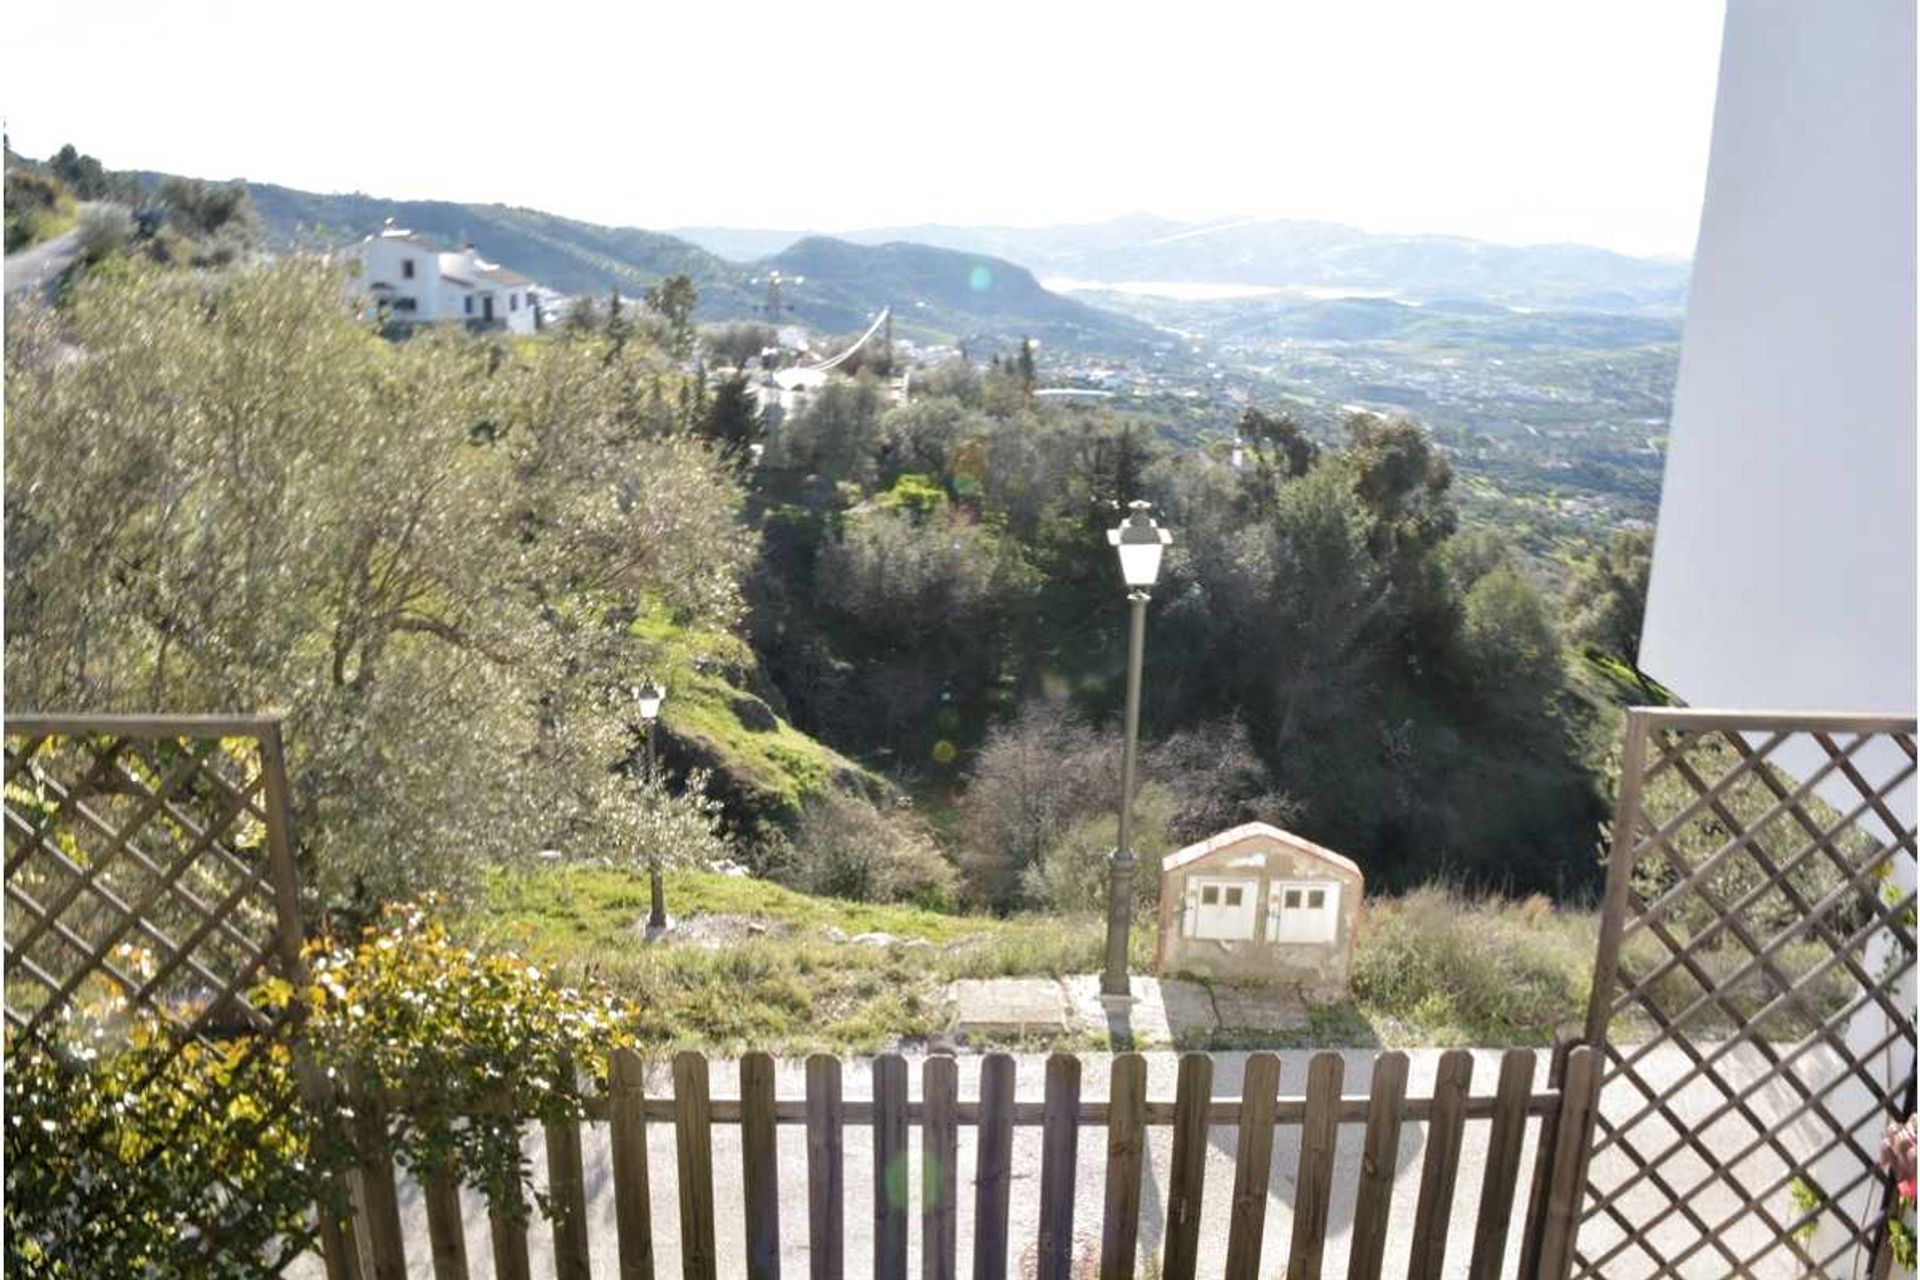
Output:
[761, 236, 1165, 353]
[677, 213, 1692, 315]
[222, 180, 1160, 352]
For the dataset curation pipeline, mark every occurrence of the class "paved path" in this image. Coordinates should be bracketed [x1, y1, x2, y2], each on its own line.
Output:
[289, 1042, 1867, 1279]
[3, 202, 108, 301]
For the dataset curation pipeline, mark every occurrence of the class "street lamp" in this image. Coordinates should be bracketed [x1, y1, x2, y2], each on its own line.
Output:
[1103, 500, 1172, 997]
[636, 683, 668, 930]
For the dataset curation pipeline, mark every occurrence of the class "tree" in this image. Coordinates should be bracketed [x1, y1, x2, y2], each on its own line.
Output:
[704, 372, 761, 454]
[644, 274, 699, 359]
[1563, 529, 1653, 666]
[5, 259, 751, 910]
[1460, 565, 1564, 704]
[157, 178, 258, 242]
[621, 764, 727, 932]
[1015, 338, 1037, 397]
[768, 377, 886, 483]
[703, 322, 777, 370]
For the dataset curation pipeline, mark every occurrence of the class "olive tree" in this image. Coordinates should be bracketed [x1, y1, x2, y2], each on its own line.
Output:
[5, 259, 750, 909]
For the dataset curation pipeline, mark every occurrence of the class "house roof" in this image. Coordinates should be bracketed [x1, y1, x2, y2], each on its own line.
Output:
[479, 263, 532, 286]
[1160, 821, 1363, 880]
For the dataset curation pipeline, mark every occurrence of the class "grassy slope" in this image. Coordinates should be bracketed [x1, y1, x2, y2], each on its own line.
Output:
[457, 865, 1614, 1054]
[457, 859, 1851, 1055]
[629, 607, 888, 826]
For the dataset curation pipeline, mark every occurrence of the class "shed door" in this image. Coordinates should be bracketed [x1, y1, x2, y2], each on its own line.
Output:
[1267, 881, 1340, 944]
[1189, 876, 1259, 940]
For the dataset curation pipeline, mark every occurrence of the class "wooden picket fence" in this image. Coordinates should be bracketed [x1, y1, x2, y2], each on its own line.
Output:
[331, 1044, 1601, 1280]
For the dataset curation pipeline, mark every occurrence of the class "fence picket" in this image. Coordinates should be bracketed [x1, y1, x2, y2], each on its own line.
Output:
[973, 1054, 1016, 1280]
[1223, 1051, 1281, 1280]
[546, 1058, 594, 1280]
[487, 1158, 533, 1280]
[674, 1051, 719, 1280]
[874, 1054, 909, 1280]
[1160, 1053, 1213, 1280]
[743, 1052, 783, 1280]
[609, 1047, 656, 1280]
[349, 1071, 409, 1280]
[1466, 1049, 1538, 1280]
[1347, 1050, 1409, 1280]
[1035, 1054, 1082, 1280]
[1517, 1038, 1572, 1278]
[1407, 1049, 1473, 1280]
[1286, 1052, 1345, 1280]
[423, 1157, 470, 1280]
[922, 1056, 959, 1280]
[806, 1055, 846, 1280]
[1534, 1046, 1602, 1279]
[1099, 1052, 1148, 1280]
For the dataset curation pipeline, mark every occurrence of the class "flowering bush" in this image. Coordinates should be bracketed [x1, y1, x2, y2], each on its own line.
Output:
[3, 943, 333, 1278]
[6, 903, 637, 1275]
[280, 902, 636, 1219]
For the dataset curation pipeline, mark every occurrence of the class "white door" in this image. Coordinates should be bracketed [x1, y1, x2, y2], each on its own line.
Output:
[1189, 877, 1259, 940]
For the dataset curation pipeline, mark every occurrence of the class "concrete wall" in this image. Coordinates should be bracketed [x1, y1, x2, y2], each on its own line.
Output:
[1156, 830, 1362, 999]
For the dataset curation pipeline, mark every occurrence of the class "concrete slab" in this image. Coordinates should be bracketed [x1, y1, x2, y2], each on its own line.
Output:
[1211, 983, 1310, 1032]
[949, 977, 1070, 1038]
[1063, 974, 1217, 1049]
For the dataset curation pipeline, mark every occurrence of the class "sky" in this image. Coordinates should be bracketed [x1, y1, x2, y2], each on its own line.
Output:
[4, 0, 1727, 259]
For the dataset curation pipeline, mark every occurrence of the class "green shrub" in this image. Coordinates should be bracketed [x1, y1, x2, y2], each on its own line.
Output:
[1020, 782, 1174, 916]
[782, 790, 959, 908]
[5, 905, 636, 1276]
[284, 904, 635, 1218]
[1351, 886, 1593, 1044]
[3, 169, 75, 253]
[4, 940, 334, 1278]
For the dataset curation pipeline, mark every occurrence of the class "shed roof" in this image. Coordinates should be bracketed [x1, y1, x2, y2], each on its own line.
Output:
[1160, 821, 1363, 880]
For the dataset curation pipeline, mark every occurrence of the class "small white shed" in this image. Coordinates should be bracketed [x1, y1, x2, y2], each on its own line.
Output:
[1153, 821, 1364, 1000]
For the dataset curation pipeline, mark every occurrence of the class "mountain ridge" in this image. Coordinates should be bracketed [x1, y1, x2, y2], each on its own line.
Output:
[219, 180, 1159, 352]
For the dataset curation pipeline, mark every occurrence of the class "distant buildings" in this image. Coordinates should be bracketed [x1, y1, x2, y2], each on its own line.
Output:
[344, 221, 541, 334]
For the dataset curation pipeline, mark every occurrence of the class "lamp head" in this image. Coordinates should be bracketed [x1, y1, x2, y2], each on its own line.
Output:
[635, 683, 666, 721]
[1107, 499, 1172, 589]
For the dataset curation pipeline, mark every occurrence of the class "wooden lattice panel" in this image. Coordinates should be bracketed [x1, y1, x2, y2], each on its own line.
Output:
[1579, 710, 1917, 1278]
[3, 713, 325, 1275]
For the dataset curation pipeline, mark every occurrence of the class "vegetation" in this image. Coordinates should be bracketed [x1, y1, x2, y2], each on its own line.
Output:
[5, 259, 752, 914]
[4, 906, 634, 1277]
[4, 168, 76, 253]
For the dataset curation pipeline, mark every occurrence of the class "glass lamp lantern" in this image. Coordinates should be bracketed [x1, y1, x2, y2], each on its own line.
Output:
[635, 684, 666, 722]
[1107, 500, 1173, 589]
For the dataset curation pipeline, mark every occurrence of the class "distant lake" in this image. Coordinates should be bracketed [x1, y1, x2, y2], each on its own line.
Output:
[1041, 277, 1404, 303]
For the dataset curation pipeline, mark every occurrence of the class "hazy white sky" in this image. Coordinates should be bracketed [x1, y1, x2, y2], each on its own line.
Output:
[4, 0, 1726, 257]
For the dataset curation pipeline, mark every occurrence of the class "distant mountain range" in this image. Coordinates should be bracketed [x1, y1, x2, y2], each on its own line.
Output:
[673, 214, 1692, 315]
[224, 181, 1160, 354]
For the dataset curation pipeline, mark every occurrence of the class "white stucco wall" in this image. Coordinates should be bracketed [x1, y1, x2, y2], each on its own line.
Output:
[1642, 0, 1916, 720]
[1639, 3, 1915, 1270]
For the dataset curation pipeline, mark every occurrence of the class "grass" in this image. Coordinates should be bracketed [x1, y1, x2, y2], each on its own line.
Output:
[461, 866, 1133, 1054]
[627, 605, 887, 822]
[456, 868, 1859, 1055]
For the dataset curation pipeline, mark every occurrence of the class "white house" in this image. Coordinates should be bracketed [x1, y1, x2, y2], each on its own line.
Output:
[345, 221, 541, 335]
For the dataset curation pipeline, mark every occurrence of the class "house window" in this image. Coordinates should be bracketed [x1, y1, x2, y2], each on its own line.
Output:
[1187, 876, 1259, 941]
[464, 296, 473, 315]
[510, 293, 519, 311]
[1269, 881, 1340, 944]
[401, 259, 415, 279]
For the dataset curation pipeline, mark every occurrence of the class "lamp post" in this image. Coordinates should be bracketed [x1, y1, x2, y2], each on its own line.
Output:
[636, 683, 668, 930]
[1103, 500, 1172, 998]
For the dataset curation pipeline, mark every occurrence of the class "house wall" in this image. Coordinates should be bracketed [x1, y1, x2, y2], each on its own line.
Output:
[1156, 832, 1362, 998]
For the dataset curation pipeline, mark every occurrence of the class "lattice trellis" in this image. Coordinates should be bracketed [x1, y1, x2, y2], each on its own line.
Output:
[3, 713, 333, 1275]
[1579, 709, 1917, 1279]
